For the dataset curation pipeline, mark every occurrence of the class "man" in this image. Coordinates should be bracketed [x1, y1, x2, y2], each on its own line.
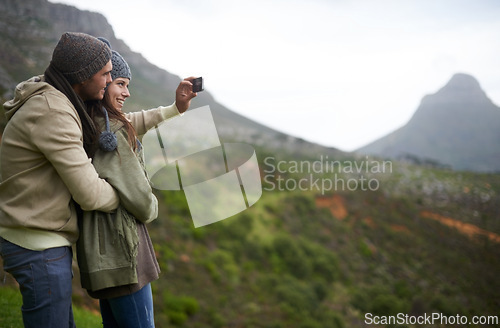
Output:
[0, 32, 120, 328]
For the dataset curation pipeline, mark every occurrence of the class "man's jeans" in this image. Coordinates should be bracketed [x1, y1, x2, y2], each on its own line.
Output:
[0, 237, 75, 328]
[100, 283, 155, 328]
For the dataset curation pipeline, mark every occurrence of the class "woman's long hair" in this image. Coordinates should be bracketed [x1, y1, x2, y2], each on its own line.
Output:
[103, 101, 138, 151]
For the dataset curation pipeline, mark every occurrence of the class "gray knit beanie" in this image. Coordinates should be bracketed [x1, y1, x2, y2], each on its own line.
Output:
[111, 50, 132, 81]
[51, 32, 112, 85]
[98, 37, 131, 81]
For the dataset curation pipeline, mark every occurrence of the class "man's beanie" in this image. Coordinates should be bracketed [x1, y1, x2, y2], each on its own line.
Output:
[51, 32, 112, 85]
[98, 37, 132, 81]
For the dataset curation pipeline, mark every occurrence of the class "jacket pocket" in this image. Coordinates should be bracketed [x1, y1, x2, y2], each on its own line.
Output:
[96, 207, 138, 269]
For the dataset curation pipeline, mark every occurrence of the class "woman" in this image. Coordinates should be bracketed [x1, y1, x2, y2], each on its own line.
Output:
[75, 39, 197, 327]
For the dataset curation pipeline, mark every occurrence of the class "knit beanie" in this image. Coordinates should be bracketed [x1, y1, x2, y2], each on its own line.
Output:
[51, 32, 112, 85]
[98, 37, 132, 81]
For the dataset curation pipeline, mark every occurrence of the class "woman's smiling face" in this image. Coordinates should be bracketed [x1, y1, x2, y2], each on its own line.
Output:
[105, 77, 130, 111]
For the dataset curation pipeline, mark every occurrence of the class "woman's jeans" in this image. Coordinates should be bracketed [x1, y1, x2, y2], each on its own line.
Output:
[0, 237, 75, 328]
[100, 283, 155, 328]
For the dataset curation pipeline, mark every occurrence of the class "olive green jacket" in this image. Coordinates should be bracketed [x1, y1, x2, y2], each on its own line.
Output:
[77, 105, 179, 292]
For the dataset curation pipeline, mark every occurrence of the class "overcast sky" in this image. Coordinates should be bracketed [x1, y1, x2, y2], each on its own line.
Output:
[52, 0, 500, 151]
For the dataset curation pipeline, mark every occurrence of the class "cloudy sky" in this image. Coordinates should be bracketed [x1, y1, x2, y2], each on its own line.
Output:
[53, 0, 500, 151]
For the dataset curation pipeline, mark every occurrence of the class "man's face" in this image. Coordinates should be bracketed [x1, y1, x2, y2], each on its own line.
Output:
[73, 60, 112, 101]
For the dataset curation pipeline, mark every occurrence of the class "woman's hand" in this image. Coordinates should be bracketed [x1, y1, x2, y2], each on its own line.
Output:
[175, 77, 199, 113]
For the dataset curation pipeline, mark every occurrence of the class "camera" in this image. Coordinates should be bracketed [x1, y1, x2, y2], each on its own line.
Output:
[191, 77, 204, 93]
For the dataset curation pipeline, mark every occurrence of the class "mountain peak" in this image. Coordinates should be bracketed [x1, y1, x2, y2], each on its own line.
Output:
[443, 73, 481, 93]
[432, 73, 486, 104]
[357, 73, 500, 172]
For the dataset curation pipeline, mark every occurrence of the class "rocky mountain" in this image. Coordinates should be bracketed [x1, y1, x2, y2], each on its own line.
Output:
[357, 73, 500, 172]
[0, 0, 339, 157]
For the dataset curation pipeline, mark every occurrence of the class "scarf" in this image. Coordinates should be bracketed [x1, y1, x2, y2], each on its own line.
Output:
[44, 63, 98, 157]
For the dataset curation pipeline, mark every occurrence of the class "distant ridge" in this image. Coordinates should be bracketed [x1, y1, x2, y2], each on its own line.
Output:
[356, 73, 500, 172]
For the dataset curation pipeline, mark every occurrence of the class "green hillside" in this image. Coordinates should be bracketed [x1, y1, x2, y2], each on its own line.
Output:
[2, 157, 499, 327]
[140, 152, 500, 327]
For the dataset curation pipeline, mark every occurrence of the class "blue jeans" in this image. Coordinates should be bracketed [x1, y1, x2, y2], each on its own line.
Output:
[99, 283, 155, 328]
[0, 237, 75, 328]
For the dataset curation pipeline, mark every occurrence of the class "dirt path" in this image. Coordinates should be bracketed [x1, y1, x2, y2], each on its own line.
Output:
[316, 194, 348, 220]
[315, 195, 500, 244]
[420, 211, 500, 244]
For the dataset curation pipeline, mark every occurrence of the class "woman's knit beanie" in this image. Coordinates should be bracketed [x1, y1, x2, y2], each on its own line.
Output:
[111, 49, 132, 81]
[51, 32, 112, 85]
[98, 37, 132, 81]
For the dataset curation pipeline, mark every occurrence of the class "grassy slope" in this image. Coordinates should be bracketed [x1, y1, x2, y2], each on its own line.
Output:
[143, 152, 500, 327]
[1, 149, 499, 327]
